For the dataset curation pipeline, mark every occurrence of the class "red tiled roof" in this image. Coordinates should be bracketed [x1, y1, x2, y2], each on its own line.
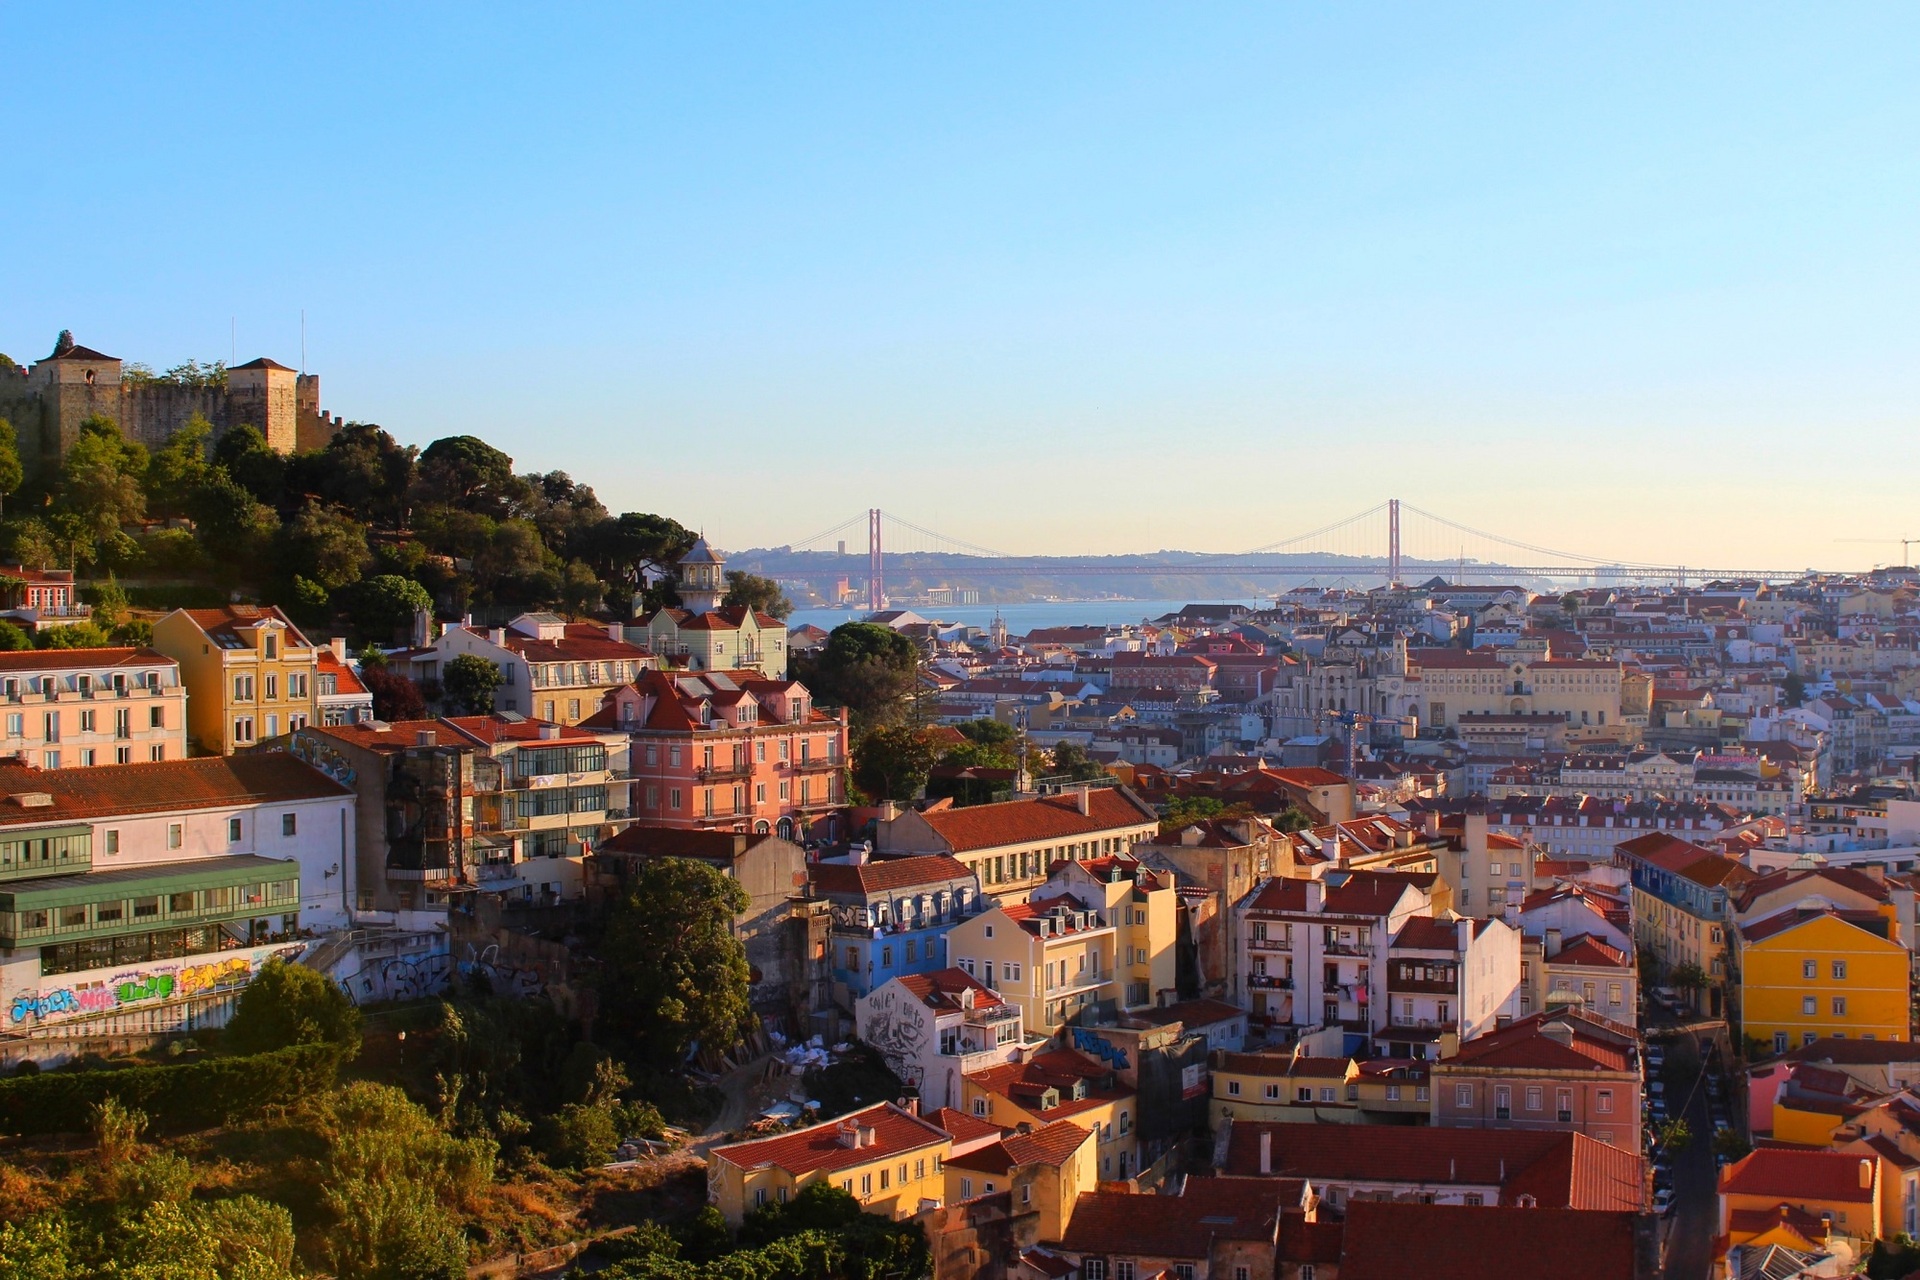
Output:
[965, 1049, 1130, 1121]
[177, 604, 313, 649]
[440, 715, 601, 745]
[712, 1101, 949, 1176]
[1788, 1038, 1920, 1067]
[1001, 1120, 1092, 1167]
[914, 787, 1157, 853]
[1216, 1053, 1354, 1079]
[1442, 1010, 1636, 1074]
[1222, 1124, 1643, 1211]
[1550, 934, 1631, 969]
[1391, 916, 1471, 951]
[1719, 1148, 1876, 1204]
[894, 967, 1004, 1012]
[1056, 1177, 1297, 1257]
[0, 646, 175, 672]
[1726, 1204, 1830, 1247]
[925, 1107, 1003, 1147]
[1244, 870, 1430, 917]
[1739, 907, 1892, 947]
[315, 650, 368, 695]
[501, 622, 651, 664]
[1337, 1201, 1640, 1280]
[811, 854, 974, 897]
[0, 752, 348, 825]
[1135, 998, 1245, 1031]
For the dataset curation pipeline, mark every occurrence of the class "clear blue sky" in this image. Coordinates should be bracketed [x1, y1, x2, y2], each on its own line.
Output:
[7, 5, 1918, 569]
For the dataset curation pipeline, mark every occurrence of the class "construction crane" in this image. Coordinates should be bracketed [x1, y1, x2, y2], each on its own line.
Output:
[1319, 709, 1419, 781]
[1837, 537, 1920, 566]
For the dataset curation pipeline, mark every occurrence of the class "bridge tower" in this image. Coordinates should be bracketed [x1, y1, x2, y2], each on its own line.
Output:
[868, 508, 886, 611]
[1387, 498, 1401, 586]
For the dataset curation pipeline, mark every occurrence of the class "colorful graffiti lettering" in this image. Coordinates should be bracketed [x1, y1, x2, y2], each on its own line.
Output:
[179, 957, 254, 996]
[115, 973, 178, 1005]
[10, 989, 79, 1024]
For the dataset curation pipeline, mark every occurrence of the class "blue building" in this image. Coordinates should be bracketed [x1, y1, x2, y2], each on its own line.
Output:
[811, 853, 982, 1008]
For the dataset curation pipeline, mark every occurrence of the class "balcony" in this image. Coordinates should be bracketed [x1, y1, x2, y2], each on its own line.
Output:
[695, 760, 753, 782]
[1046, 967, 1113, 997]
[792, 756, 842, 773]
[1247, 974, 1293, 991]
[1247, 937, 1292, 953]
[1324, 941, 1371, 957]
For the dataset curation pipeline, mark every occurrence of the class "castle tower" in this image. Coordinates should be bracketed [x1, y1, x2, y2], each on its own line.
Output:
[227, 357, 301, 453]
[677, 537, 727, 614]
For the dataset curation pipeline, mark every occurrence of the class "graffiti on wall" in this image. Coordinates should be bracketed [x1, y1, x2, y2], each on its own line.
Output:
[335, 949, 452, 1006]
[857, 984, 930, 1088]
[7, 946, 305, 1028]
[456, 943, 545, 999]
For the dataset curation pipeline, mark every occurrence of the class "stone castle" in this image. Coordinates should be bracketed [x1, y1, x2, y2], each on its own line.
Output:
[0, 331, 346, 474]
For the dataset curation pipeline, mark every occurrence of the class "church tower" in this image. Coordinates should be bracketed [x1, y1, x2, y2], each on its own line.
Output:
[677, 537, 726, 614]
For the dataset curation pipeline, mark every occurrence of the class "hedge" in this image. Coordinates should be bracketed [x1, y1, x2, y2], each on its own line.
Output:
[0, 1042, 344, 1136]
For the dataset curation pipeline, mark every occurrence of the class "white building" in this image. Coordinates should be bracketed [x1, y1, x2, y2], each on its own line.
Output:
[856, 967, 1025, 1113]
[0, 754, 357, 1048]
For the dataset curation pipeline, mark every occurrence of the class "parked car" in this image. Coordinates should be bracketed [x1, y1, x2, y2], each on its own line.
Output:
[1652, 1189, 1675, 1215]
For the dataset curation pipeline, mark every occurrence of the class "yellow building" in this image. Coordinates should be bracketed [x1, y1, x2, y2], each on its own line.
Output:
[1213, 1052, 1362, 1124]
[942, 854, 1176, 1034]
[705, 1101, 952, 1226]
[962, 1048, 1141, 1182]
[152, 605, 320, 755]
[1737, 908, 1910, 1055]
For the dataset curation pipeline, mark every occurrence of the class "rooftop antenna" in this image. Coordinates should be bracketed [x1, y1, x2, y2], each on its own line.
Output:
[300, 309, 306, 375]
[230, 316, 236, 365]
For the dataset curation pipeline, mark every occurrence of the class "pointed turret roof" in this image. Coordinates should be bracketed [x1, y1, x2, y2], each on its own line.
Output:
[680, 536, 724, 565]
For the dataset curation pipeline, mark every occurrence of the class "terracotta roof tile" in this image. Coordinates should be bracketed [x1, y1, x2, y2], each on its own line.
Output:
[811, 854, 975, 897]
[712, 1101, 949, 1177]
[1056, 1177, 1297, 1257]
[914, 787, 1157, 854]
[1338, 1202, 1640, 1280]
[0, 646, 175, 672]
[1719, 1148, 1875, 1204]
[0, 752, 347, 825]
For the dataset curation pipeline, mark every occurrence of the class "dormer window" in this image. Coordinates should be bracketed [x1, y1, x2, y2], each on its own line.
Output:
[264, 633, 278, 660]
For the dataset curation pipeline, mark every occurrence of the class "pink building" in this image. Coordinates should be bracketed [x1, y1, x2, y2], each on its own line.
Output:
[587, 669, 848, 843]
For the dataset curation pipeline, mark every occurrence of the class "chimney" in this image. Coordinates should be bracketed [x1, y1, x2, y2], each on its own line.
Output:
[1305, 879, 1325, 913]
[1259, 1129, 1272, 1175]
[732, 832, 749, 858]
[606, 622, 623, 642]
[1073, 785, 1091, 816]
[1457, 917, 1473, 955]
[410, 606, 432, 649]
[489, 627, 506, 646]
[899, 1089, 920, 1117]
[330, 636, 347, 662]
[879, 800, 901, 823]
[848, 843, 868, 866]
[1545, 927, 1562, 957]
[416, 730, 437, 748]
[540, 723, 561, 740]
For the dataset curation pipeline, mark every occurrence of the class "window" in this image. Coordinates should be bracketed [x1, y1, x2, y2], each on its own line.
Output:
[234, 675, 254, 701]
[264, 674, 278, 701]
[1803, 960, 1818, 979]
[263, 634, 277, 659]
[228, 817, 243, 843]
[1084, 1263, 1107, 1280]
[149, 744, 164, 762]
[1172, 1267, 1194, 1280]
[1115, 1263, 1135, 1280]
[1227, 1080, 1241, 1096]
[1556, 1089, 1572, 1122]
[1525, 1086, 1542, 1111]
[1455, 1084, 1472, 1108]
[1597, 1089, 1613, 1114]
[167, 823, 182, 849]
[960, 1177, 972, 1199]
[233, 717, 254, 744]
[104, 829, 119, 855]
[282, 814, 297, 837]
[860, 1174, 872, 1196]
[1802, 996, 1818, 1015]
[973, 1097, 988, 1117]
[1386, 1084, 1400, 1101]
[1495, 1086, 1511, 1120]
[1264, 1083, 1279, 1099]
[1833, 997, 1848, 1016]
[1833, 960, 1848, 980]
[1296, 1087, 1312, 1103]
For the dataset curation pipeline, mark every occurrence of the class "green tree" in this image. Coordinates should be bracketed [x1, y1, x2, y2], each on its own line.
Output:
[1655, 1117, 1692, 1154]
[296, 422, 417, 528]
[583, 513, 696, 611]
[0, 1214, 72, 1279]
[282, 502, 373, 591]
[212, 425, 286, 509]
[416, 436, 525, 519]
[81, 574, 130, 631]
[104, 1196, 299, 1280]
[721, 570, 792, 620]
[1047, 740, 1106, 782]
[851, 725, 943, 801]
[1782, 672, 1807, 707]
[1713, 1125, 1751, 1162]
[144, 414, 214, 522]
[0, 622, 29, 652]
[956, 718, 1019, 749]
[440, 654, 502, 716]
[222, 958, 362, 1056]
[797, 622, 920, 730]
[558, 560, 605, 618]
[598, 858, 751, 1067]
[37, 623, 113, 649]
[58, 415, 148, 543]
[539, 1101, 619, 1170]
[0, 517, 60, 571]
[112, 619, 155, 648]
[0, 419, 22, 519]
[189, 469, 279, 566]
[340, 574, 433, 644]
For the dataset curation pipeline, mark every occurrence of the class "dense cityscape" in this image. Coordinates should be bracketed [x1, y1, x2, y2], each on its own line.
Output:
[0, 332, 1912, 1278]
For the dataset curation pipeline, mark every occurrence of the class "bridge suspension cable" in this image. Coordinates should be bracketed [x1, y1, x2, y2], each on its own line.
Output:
[1237, 502, 1391, 557]
[880, 512, 1019, 560]
[1397, 502, 1677, 573]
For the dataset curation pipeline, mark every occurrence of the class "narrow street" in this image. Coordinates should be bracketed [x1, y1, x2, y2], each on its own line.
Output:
[1661, 1044, 1718, 1280]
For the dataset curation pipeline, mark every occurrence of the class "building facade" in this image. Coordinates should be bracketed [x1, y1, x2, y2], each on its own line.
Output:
[153, 605, 320, 755]
[0, 648, 187, 767]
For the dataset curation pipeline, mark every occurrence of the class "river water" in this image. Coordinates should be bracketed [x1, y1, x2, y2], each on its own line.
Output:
[786, 598, 1270, 634]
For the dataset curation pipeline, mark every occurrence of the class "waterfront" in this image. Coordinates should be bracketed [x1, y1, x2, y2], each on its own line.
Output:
[786, 598, 1269, 634]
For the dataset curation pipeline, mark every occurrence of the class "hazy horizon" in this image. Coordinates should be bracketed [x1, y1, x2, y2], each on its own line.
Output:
[9, 5, 1920, 570]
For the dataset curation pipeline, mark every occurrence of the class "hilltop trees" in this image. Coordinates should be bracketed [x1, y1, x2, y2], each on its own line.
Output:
[597, 858, 751, 1068]
[796, 622, 921, 731]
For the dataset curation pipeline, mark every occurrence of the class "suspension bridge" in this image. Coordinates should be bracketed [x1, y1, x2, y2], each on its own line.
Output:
[768, 500, 1827, 609]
